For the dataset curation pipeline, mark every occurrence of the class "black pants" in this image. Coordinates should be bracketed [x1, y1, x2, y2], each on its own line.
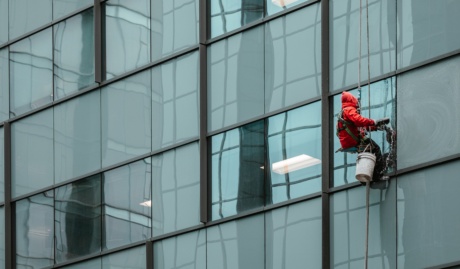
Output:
[358, 138, 384, 181]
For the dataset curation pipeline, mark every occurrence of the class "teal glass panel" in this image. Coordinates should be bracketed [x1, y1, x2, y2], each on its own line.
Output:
[267, 102, 321, 204]
[151, 0, 199, 61]
[154, 230, 206, 269]
[106, 0, 150, 79]
[53, 0, 93, 20]
[103, 246, 145, 269]
[152, 143, 200, 236]
[61, 258, 101, 269]
[398, 0, 460, 68]
[211, 121, 265, 220]
[330, 0, 396, 91]
[0, 0, 7, 44]
[397, 161, 460, 268]
[333, 78, 396, 187]
[0, 48, 9, 122]
[0, 207, 4, 268]
[54, 9, 95, 99]
[210, 0, 263, 38]
[12, 109, 53, 198]
[10, 29, 53, 117]
[101, 70, 151, 168]
[331, 183, 396, 269]
[208, 26, 264, 132]
[0, 128, 3, 202]
[16, 191, 54, 269]
[207, 214, 264, 269]
[9, 0, 52, 40]
[266, 0, 310, 16]
[54, 90, 101, 183]
[55, 175, 101, 263]
[266, 198, 322, 269]
[265, 4, 321, 113]
[103, 158, 151, 250]
[397, 56, 460, 169]
[152, 51, 199, 151]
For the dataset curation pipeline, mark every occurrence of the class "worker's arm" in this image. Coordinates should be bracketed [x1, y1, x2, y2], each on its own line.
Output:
[343, 107, 375, 127]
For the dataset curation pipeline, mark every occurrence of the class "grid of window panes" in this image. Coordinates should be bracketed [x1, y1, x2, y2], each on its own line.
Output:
[0, 0, 460, 268]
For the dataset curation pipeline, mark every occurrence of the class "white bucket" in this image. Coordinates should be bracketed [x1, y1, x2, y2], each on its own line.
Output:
[355, 152, 376, 183]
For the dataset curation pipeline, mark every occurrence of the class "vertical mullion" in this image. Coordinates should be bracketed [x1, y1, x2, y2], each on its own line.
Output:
[146, 240, 153, 269]
[321, 0, 331, 268]
[94, 0, 105, 83]
[4, 122, 13, 269]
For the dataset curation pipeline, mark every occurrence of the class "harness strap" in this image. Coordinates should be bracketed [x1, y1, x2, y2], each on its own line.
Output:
[336, 111, 362, 144]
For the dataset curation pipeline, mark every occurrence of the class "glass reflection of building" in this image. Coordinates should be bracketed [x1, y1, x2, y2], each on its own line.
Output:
[0, 0, 460, 268]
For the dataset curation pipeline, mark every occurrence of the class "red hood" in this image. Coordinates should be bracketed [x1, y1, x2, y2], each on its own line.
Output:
[341, 91, 358, 109]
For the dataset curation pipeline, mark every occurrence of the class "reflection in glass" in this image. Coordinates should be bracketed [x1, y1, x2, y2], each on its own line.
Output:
[151, 0, 199, 61]
[103, 158, 151, 250]
[102, 70, 151, 168]
[266, 0, 307, 16]
[330, 0, 396, 91]
[267, 102, 321, 204]
[397, 56, 460, 169]
[209, 0, 263, 38]
[54, 90, 101, 183]
[397, 161, 460, 268]
[266, 199, 322, 269]
[0, 0, 7, 44]
[331, 183, 396, 268]
[0, 207, 4, 267]
[12, 109, 53, 198]
[265, 4, 321, 112]
[106, 0, 150, 79]
[152, 143, 200, 236]
[0, 128, 3, 202]
[208, 27, 264, 132]
[207, 215, 264, 269]
[16, 191, 54, 269]
[0, 48, 8, 122]
[211, 121, 265, 220]
[154, 230, 205, 269]
[9, 0, 52, 40]
[152, 51, 199, 151]
[398, 0, 460, 68]
[103, 246, 145, 269]
[54, 9, 95, 99]
[55, 175, 101, 263]
[10, 29, 53, 117]
[53, 0, 93, 20]
[333, 77, 396, 187]
[60, 258, 101, 269]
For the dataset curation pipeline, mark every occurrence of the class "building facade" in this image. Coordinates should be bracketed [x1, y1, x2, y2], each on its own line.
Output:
[0, 0, 460, 268]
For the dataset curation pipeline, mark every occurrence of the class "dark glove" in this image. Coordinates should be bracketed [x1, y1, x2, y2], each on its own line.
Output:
[374, 118, 390, 126]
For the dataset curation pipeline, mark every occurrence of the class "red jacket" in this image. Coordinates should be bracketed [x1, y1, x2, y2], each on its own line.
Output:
[337, 92, 376, 149]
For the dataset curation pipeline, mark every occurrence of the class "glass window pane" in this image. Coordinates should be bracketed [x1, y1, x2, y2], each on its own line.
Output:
[397, 56, 460, 169]
[61, 258, 101, 269]
[330, 0, 396, 91]
[55, 175, 101, 263]
[16, 191, 54, 269]
[154, 230, 205, 269]
[10, 29, 53, 117]
[398, 0, 460, 69]
[152, 51, 199, 151]
[265, 5, 321, 113]
[0, 128, 3, 202]
[207, 214, 264, 269]
[54, 9, 95, 99]
[333, 78, 396, 187]
[397, 160, 460, 268]
[0, 48, 9, 122]
[12, 109, 53, 198]
[0, 207, 4, 267]
[103, 158, 152, 250]
[267, 102, 322, 204]
[151, 0, 199, 61]
[266, 199, 322, 269]
[331, 183, 396, 269]
[208, 27, 264, 132]
[53, 0, 93, 20]
[105, 0, 150, 79]
[152, 143, 200, 236]
[266, 0, 310, 16]
[54, 90, 101, 183]
[209, 0, 263, 38]
[102, 70, 151, 168]
[211, 121, 265, 220]
[9, 0, 52, 40]
[0, 0, 7, 44]
[103, 246, 145, 269]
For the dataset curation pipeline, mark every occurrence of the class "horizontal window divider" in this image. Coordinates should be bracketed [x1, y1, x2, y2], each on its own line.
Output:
[425, 260, 460, 269]
[395, 49, 460, 76]
[395, 153, 460, 177]
[206, 0, 320, 46]
[328, 71, 397, 96]
[327, 181, 362, 194]
[151, 224, 206, 242]
[263, 192, 322, 211]
[0, 4, 94, 50]
[0, 202, 4, 207]
[99, 241, 147, 257]
[150, 138, 200, 156]
[207, 96, 322, 136]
